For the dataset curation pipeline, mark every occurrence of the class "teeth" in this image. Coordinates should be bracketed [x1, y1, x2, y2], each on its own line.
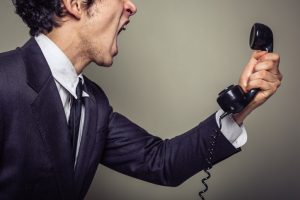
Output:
[118, 23, 128, 34]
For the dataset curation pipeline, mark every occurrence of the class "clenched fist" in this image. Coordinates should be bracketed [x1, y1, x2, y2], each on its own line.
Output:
[234, 51, 282, 125]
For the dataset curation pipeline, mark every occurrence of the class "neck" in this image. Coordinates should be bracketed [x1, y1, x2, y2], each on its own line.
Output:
[46, 27, 90, 75]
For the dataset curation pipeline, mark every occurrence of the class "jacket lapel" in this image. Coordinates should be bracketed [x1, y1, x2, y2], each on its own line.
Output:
[74, 84, 98, 196]
[20, 38, 74, 199]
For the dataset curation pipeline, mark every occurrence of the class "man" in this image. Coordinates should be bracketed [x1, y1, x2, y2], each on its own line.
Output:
[0, 0, 282, 199]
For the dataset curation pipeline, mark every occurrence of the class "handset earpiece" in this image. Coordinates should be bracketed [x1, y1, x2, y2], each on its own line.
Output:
[217, 23, 274, 114]
[250, 23, 273, 52]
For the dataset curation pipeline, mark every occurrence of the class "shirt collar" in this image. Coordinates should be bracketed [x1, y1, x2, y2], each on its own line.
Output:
[35, 34, 89, 99]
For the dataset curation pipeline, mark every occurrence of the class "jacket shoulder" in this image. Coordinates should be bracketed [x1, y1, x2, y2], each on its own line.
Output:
[0, 49, 26, 87]
[0, 48, 24, 71]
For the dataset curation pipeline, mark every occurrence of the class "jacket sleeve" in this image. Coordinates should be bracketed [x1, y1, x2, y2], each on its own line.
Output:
[0, 61, 5, 156]
[0, 100, 3, 155]
[100, 110, 240, 187]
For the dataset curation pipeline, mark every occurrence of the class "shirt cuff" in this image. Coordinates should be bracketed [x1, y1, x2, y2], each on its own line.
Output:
[215, 109, 247, 148]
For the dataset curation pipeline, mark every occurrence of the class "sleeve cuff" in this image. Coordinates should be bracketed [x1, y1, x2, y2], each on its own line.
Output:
[215, 109, 247, 148]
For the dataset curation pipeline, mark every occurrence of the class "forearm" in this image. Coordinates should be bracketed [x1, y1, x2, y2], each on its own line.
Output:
[101, 112, 240, 187]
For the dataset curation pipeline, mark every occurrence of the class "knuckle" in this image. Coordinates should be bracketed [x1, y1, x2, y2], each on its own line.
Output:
[270, 82, 278, 93]
[278, 73, 283, 81]
[276, 80, 281, 88]
[273, 53, 280, 61]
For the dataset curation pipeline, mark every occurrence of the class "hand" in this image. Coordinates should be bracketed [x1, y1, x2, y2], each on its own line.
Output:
[233, 51, 282, 125]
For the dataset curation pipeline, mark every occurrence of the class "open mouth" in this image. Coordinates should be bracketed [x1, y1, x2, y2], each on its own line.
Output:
[118, 27, 126, 35]
[118, 20, 130, 35]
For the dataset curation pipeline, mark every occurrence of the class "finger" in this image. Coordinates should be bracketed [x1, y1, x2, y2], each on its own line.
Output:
[257, 53, 280, 73]
[249, 70, 280, 83]
[250, 89, 274, 106]
[254, 60, 280, 74]
[239, 51, 268, 90]
[246, 78, 280, 94]
[258, 52, 280, 64]
[249, 51, 269, 66]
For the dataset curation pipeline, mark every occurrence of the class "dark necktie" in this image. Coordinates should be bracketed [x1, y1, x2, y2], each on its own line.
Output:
[68, 78, 83, 163]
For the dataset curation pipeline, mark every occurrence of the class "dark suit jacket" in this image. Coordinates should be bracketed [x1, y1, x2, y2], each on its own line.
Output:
[0, 38, 240, 200]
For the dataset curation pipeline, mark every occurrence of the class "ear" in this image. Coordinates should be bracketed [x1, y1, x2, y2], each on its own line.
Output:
[61, 0, 84, 20]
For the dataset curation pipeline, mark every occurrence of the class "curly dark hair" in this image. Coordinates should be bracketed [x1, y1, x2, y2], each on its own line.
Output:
[12, 0, 95, 36]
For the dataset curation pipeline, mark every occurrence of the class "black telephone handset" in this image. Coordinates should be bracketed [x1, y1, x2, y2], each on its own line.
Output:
[217, 23, 274, 114]
[199, 23, 274, 200]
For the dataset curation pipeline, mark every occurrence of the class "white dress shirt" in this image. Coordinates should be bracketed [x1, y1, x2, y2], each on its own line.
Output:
[35, 34, 247, 163]
[216, 109, 247, 148]
[35, 34, 89, 165]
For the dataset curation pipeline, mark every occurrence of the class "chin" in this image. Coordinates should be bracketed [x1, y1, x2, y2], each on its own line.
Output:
[94, 52, 114, 67]
[93, 49, 116, 67]
[95, 60, 113, 67]
[103, 52, 118, 67]
[95, 56, 114, 67]
[103, 61, 114, 67]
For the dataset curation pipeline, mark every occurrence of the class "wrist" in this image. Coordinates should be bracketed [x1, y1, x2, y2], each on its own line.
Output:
[233, 107, 252, 126]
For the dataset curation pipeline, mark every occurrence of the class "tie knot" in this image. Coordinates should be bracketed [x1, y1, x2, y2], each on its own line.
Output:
[76, 78, 83, 100]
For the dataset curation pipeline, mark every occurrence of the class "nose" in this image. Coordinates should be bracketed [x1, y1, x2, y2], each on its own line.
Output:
[124, 0, 137, 16]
